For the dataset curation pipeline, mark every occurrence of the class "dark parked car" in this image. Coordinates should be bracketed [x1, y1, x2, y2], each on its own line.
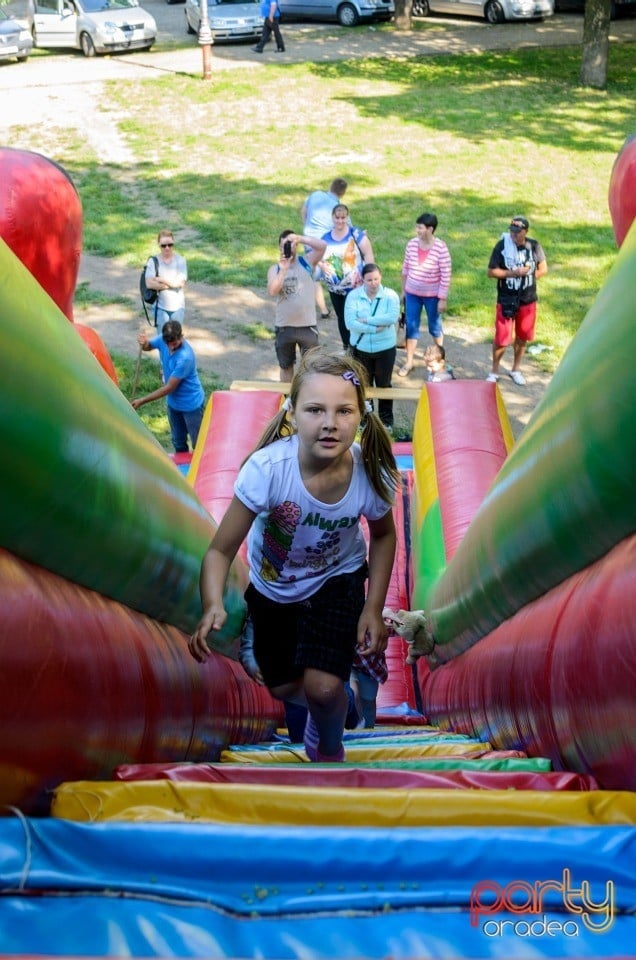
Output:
[554, 0, 635, 17]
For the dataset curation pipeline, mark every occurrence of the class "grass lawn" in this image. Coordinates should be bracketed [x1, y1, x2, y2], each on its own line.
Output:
[13, 39, 635, 393]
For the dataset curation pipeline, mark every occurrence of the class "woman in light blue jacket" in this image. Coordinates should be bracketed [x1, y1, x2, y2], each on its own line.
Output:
[345, 263, 400, 432]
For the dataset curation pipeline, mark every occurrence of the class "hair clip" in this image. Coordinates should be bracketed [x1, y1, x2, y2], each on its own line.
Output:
[281, 397, 292, 412]
[365, 400, 373, 414]
[342, 371, 360, 386]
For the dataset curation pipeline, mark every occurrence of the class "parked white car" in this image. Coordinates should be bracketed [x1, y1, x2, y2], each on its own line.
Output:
[0, 8, 34, 61]
[185, 0, 262, 41]
[412, 0, 553, 22]
[28, 0, 157, 56]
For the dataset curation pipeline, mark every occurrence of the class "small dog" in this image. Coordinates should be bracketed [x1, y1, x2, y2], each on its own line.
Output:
[383, 607, 435, 663]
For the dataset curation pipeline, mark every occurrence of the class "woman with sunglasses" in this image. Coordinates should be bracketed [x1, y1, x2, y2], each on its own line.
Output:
[144, 229, 188, 333]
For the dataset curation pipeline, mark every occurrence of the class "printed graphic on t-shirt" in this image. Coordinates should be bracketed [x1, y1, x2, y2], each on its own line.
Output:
[503, 245, 536, 294]
[281, 275, 300, 299]
[259, 501, 358, 582]
[261, 500, 301, 582]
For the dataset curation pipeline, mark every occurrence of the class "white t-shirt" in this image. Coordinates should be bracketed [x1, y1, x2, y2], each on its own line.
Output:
[146, 253, 187, 313]
[235, 435, 391, 602]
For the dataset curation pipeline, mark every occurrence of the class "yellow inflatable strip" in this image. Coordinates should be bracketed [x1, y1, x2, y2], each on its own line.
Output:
[411, 387, 437, 530]
[220, 740, 492, 765]
[51, 781, 636, 828]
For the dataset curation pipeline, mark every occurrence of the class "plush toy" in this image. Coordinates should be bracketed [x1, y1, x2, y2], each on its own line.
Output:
[383, 607, 435, 663]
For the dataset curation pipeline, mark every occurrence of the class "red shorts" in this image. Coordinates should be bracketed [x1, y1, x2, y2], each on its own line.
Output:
[495, 301, 536, 347]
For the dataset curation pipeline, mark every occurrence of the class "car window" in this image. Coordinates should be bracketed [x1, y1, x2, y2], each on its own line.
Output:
[80, 0, 140, 11]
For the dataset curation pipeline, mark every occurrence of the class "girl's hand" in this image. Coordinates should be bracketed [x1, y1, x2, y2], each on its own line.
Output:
[188, 605, 227, 663]
[356, 607, 388, 656]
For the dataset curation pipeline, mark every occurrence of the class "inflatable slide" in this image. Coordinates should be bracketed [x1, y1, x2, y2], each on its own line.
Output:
[0, 142, 635, 957]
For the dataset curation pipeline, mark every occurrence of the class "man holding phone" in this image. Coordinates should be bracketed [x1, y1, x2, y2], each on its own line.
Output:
[267, 230, 327, 382]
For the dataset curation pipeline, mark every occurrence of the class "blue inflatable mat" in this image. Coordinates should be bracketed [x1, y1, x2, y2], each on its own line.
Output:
[0, 818, 634, 957]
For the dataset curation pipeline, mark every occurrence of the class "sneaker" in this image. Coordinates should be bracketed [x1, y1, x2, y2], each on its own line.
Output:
[252, 46, 263, 53]
[509, 370, 526, 386]
[486, 373, 499, 383]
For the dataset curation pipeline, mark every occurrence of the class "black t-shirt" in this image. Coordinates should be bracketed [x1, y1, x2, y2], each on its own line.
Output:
[488, 236, 546, 305]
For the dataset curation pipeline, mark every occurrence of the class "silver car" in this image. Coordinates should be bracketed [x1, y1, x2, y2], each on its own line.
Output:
[0, 8, 33, 61]
[413, 0, 553, 22]
[28, 0, 157, 56]
[278, 0, 395, 27]
[185, 0, 263, 41]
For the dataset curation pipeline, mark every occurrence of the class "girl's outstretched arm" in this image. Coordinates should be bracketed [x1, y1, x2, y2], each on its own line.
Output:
[357, 510, 396, 655]
[189, 496, 256, 663]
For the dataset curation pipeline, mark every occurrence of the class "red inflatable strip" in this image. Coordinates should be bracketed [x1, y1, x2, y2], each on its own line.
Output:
[426, 381, 512, 563]
[190, 390, 283, 524]
[114, 762, 597, 792]
[0, 548, 281, 814]
[422, 536, 636, 790]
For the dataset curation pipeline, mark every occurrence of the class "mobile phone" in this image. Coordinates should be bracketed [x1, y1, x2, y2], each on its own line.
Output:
[283, 240, 293, 259]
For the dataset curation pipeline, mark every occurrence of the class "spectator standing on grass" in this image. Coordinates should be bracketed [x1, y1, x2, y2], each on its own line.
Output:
[144, 229, 187, 334]
[132, 321, 205, 454]
[302, 177, 348, 319]
[319, 203, 374, 352]
[345, 263, 400, 433]
[399, 212, 451, 378]
[486, 215, 548, 387]
[267, 229, 327, 382]
[252, 0, 285, 53]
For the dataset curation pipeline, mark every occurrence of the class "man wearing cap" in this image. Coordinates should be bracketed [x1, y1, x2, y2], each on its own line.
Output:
[486, 216, 548, 386]
[132, 321, 205, 454]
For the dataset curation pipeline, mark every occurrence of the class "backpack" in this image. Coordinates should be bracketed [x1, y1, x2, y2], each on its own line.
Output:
[140, 256, 159, 326]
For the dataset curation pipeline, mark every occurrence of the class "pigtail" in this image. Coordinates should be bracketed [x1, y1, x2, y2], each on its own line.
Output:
[360, 411, 401, 505]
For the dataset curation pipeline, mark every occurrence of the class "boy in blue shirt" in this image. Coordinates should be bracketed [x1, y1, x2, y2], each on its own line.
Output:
[132, 321, 205, 453]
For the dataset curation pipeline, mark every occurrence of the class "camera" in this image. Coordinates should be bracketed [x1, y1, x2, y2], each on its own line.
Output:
[283, 240, 293, 259]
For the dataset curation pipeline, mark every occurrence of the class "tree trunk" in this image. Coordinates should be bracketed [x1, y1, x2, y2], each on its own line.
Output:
[580, 0, 612, 89]
[394, 0, 412, 30]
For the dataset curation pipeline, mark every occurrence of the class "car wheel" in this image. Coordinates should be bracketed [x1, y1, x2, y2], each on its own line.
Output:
[412, 0, 430, 15]
[337, 2, 360, 26]
[484, 0, 505, 22]
[186, 12, 196, 34]
[80, 31, 96, 56]
[17, 53, 29, 61]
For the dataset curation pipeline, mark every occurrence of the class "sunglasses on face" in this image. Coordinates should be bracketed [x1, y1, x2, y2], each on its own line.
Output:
[160, 242, 174, 248]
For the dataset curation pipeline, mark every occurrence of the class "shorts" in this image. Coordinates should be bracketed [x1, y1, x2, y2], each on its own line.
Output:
[404, 293, 443, 340]
[246, 564, 368, 688]
[275, 325, 319, 371]
[495, 301, 536, 347]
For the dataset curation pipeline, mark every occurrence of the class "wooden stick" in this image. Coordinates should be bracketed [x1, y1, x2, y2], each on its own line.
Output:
[229, 380, 422, 401]
[131, 344, 143, 401]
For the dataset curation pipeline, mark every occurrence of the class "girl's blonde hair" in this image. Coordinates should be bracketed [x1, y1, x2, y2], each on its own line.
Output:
[252, 349, 400, 505]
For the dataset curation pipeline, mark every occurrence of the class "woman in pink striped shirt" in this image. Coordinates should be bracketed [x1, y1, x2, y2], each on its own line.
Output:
[398, 212, 452, 378]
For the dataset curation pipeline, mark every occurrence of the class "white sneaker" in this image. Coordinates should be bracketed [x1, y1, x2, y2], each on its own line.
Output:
[486, 373, 499, 383]
[508, 370, 526, 386]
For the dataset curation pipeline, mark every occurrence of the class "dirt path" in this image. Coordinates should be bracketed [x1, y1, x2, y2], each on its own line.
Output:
[76, 251, 551, 438]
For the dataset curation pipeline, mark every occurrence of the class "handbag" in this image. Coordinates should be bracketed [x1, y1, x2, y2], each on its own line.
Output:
[396, 300, 406, 348]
